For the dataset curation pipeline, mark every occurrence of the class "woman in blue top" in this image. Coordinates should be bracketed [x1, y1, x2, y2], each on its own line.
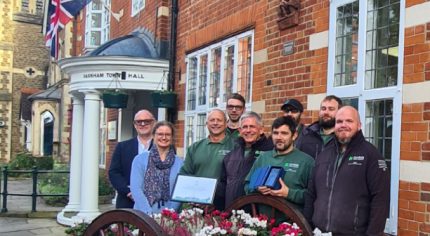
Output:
[130, 121, 183, 214]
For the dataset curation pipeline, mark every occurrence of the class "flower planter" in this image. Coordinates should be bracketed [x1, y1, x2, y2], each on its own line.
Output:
[102, 92, 128, 109]
[151, 91, 177, 109]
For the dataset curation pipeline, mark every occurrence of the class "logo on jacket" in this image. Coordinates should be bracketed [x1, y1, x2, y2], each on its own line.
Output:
[348, 155, 364, 166]
[284, 163, 299, 172]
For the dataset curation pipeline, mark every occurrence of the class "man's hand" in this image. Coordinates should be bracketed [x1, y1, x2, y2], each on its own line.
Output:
[257, 186, 272, 195]
[270, 178, 289, 198]
[257, 178, 289, 198]
[127, 192, 134, 201]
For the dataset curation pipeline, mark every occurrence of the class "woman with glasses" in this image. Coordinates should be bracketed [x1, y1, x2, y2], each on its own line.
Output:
[130, 121, 183, 214]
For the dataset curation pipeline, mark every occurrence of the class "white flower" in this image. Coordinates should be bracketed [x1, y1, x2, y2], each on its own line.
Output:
[238, 227, 257, 235]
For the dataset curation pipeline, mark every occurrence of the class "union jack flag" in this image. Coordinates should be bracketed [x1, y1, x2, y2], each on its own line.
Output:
[44, 0, 91, 59]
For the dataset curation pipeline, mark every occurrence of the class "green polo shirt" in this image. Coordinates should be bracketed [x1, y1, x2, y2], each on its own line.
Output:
[245, 148, 314, 206]
[179, 134, 235, 179]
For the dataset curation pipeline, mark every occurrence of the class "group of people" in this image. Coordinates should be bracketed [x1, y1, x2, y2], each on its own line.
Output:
[108, 93, 390, 235]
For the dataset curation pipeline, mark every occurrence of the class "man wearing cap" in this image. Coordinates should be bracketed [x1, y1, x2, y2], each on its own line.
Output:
[109, 109, 156, 208]
[295, 95, 342, 159]
[281, 98, 305, 143]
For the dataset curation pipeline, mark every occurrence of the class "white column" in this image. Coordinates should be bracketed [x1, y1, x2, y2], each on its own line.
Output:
[57, 95, 84, 226]
[76, 90, 101, 222]
[66, 96, 84, 211]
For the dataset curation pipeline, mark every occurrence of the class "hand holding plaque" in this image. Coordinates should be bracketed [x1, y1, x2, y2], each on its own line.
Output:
[249, 166, 286, 191]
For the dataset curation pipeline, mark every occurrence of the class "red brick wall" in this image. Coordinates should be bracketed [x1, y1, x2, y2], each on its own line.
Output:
[175, 0, 329, 132]
[399, 0, 430, 234]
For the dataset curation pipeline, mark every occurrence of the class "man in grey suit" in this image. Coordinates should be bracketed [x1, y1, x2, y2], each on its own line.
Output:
[109, 110, 155, 208]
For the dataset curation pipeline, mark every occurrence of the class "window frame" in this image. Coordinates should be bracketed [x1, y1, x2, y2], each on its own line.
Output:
[84, 0, 111, 50]
[184, 30, 254, 149]
[327, 0, 404, 234]
[131, 0, 145, 17]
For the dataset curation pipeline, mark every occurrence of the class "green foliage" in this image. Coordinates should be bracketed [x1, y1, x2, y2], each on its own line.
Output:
[38, 164, 69, 206]
[7, 153, 54, 177]
[35, 155, 54, 170]
[99, 170, 115, 196]
[65, 222, 90, 236]
[9, 153, 35, 170]
[38, 168, 115, 206]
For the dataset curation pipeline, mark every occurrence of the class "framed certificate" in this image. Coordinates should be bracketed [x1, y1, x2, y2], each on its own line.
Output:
[171, 175, 218, 204]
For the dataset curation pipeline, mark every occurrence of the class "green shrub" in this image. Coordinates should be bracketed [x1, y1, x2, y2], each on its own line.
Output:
[65, 222, 90, 236]
[7, 153, 53, 177]
[35, 156, 54, 170]
[99, 170, 115, 196]
[38, 168, 115, 206]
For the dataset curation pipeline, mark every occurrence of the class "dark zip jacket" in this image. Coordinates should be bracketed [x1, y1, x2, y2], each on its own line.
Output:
[304, 131, 390, 236]
[295, 121, 335, 159]
[220, 135, 274, 208]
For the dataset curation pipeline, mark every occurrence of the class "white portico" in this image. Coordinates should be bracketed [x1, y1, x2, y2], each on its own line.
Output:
[56, 55, 169, 225]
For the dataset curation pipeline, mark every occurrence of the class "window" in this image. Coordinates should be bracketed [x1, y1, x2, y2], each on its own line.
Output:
[131, 0, 145, 17]
[21, 0, 29, 13]
[184, 31, 254, 148]
[328, 0, 403, 234]
[85, 0, 110, 49]
[36, 0, 44, 15]
[99, 107, 107, 167]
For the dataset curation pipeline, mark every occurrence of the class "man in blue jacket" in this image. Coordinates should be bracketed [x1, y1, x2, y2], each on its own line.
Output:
[109, 109, 156, 208]
[304, 106, 390, 235]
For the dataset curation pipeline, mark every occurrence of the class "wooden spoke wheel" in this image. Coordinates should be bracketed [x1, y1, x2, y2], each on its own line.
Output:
[225, 194, 313, 236]
[84, 209, 167, 236]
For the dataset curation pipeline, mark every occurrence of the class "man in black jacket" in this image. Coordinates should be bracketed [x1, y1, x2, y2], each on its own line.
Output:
[109, 110, 155, 208]
[304, 106, 390, 235]
[220, 111, 273, 208]
[295, 95, 342, 158]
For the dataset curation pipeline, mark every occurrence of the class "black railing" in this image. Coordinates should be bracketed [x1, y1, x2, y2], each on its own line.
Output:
[0, 166, 69, 212]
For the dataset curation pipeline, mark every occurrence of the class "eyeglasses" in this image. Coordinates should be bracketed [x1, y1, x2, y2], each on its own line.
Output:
[134, 119, 154, 126]
[155, 133, 172, 138]
[227, 105, 244, 111]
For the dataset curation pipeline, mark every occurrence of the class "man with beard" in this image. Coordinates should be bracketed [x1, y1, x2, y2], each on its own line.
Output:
[220, 111, 273, 208]
[244, 116, 314, 210]
[226, 93, 246, 138]
[109, 109, 156, 208]
[304, 106, 390, 235]
[281, 98, 305, 145]
[295, 95, 342, 159]
[180, 109, 235, 210]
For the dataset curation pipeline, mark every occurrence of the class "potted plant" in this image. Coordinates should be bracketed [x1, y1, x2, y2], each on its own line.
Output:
[102, 90, 128, 109]
[151, 90, 177, 109]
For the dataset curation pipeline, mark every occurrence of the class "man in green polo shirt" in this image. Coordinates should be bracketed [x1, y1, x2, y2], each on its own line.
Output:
[244, 116, 314, 210]
[180, 108, 235, 209]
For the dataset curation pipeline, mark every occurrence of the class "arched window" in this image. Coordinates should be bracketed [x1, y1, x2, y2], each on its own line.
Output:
[40, 111, 54, 156]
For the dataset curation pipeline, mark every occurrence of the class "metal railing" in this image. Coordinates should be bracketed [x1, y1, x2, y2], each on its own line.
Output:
[0, 166, 69, 212]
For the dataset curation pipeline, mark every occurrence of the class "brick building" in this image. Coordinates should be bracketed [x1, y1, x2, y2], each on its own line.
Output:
[52, 0, 429, 234]
[0, 0, 51, 162]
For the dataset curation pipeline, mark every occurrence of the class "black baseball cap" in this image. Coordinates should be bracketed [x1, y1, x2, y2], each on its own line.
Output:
[281, 99, 303, 112]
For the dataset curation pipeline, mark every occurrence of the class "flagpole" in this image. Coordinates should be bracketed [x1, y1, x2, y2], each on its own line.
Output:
[42, 0, 50, 34]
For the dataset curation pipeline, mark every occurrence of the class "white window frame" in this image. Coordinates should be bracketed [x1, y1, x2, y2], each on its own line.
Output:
[184, 30, 254, 149]
[85, 0, 111, 50]
[131, 0, 145, 17]
[327, 0, 405, 234]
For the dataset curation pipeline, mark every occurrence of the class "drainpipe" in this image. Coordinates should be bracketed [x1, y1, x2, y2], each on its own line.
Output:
[167, 0, 178, 122]
[168, 0, 178, 92]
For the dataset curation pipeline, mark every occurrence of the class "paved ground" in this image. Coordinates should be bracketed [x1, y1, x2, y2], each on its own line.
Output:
[0, 178, 115, 236]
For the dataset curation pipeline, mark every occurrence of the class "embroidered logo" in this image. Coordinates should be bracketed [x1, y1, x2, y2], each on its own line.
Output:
[284, 163, 299, 172]
[349, 156, 365, 161]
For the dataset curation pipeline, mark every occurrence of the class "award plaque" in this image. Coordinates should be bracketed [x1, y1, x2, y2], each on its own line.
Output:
[171, 175, 218, 204]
